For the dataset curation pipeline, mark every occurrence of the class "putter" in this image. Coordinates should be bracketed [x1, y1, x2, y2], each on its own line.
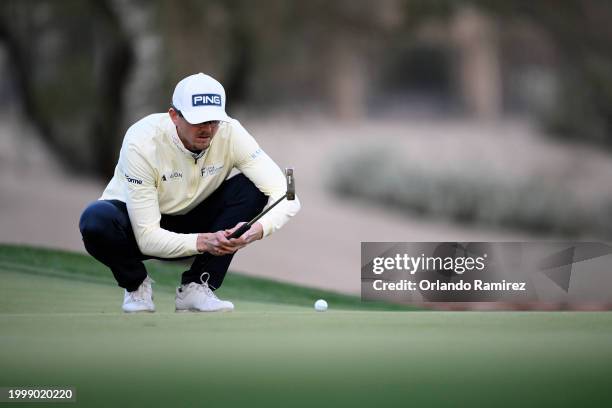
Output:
[228, 167, 296, 239]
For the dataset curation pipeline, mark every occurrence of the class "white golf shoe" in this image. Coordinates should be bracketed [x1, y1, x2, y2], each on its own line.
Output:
[175, 273, 234, 312]
[122, 276, 155, 313]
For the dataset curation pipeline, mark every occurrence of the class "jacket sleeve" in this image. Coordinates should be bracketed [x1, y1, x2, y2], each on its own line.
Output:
[122, 143, 200, 258]
[230, 121, 301, 237]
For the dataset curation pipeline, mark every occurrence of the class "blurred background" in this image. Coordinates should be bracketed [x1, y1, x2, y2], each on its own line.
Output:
[1, 0, 612, 295]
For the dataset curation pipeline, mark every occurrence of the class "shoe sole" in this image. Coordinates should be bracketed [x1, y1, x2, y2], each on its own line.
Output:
[175, 308, 233, 313]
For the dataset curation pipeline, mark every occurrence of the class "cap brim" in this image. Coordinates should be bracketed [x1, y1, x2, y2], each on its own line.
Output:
[182, 108, 230, 124]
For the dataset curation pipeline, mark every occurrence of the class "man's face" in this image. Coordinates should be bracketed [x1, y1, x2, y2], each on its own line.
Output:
[169, 108, 220, 152]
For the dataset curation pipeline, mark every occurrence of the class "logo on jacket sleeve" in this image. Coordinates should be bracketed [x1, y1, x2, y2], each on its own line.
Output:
[125, 173, 143, 185]
[192, 94, 222, 107]
[250, 148, 263, 160]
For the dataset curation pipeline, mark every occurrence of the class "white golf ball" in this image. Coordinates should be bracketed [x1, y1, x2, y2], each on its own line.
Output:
[314, 299, 328, 312]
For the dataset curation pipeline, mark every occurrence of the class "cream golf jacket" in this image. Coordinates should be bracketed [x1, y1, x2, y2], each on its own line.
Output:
[101, 113, 301, 258]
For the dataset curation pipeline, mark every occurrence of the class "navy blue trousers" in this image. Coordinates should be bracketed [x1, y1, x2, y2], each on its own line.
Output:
[79, 174, 267, 292]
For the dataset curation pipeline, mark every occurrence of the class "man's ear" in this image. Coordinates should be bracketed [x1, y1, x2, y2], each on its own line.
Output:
[168, 107, 180, 124]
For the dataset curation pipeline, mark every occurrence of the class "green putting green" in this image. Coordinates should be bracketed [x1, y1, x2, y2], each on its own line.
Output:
[1, 245, 612, 408]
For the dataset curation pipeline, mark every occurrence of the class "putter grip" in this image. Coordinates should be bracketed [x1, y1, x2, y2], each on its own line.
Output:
[228, 223, 251, 239]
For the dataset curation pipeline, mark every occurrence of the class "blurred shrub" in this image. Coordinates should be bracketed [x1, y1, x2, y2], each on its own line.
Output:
[327, 144, 612, 238]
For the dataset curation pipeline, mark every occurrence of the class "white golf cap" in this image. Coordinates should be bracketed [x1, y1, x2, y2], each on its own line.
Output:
[172, 73, 230, 124]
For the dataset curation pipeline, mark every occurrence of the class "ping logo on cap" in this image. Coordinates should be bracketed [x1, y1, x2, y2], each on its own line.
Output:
[192, 94, 222, 107]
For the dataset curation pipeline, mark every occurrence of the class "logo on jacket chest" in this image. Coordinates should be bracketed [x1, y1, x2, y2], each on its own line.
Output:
[201, 164, 224, 177]
[161, 171, 183, 182]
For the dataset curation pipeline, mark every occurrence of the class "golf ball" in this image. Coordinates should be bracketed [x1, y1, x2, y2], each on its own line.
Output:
[314, 299, 328, 312]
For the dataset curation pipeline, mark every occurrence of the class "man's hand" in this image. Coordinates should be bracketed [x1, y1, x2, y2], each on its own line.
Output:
[196, 222, 263, 256]
[196, 231, 240, 256]
[225, 222, 264, 244]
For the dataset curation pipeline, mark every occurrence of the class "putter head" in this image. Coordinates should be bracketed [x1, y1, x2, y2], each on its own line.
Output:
[285, 168, 295, 200]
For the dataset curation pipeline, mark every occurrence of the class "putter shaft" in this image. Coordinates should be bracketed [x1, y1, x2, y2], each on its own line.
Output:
[228, 193, 287, 239]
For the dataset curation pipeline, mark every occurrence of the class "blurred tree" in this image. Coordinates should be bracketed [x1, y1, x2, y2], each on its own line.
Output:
[0, 0, 132, 178]
[2, 0, 612, 179]
[113, 0, 165, 130]
[157, 0, 252, 112]
[474, 0, 612, 145]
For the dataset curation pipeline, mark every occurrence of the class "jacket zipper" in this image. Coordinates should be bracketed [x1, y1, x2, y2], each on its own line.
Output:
[189, 156, 199, 198]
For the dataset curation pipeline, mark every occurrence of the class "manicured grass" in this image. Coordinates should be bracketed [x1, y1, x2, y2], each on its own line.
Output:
[1, 245, 612, 407]
[0, 244, 409, 311]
